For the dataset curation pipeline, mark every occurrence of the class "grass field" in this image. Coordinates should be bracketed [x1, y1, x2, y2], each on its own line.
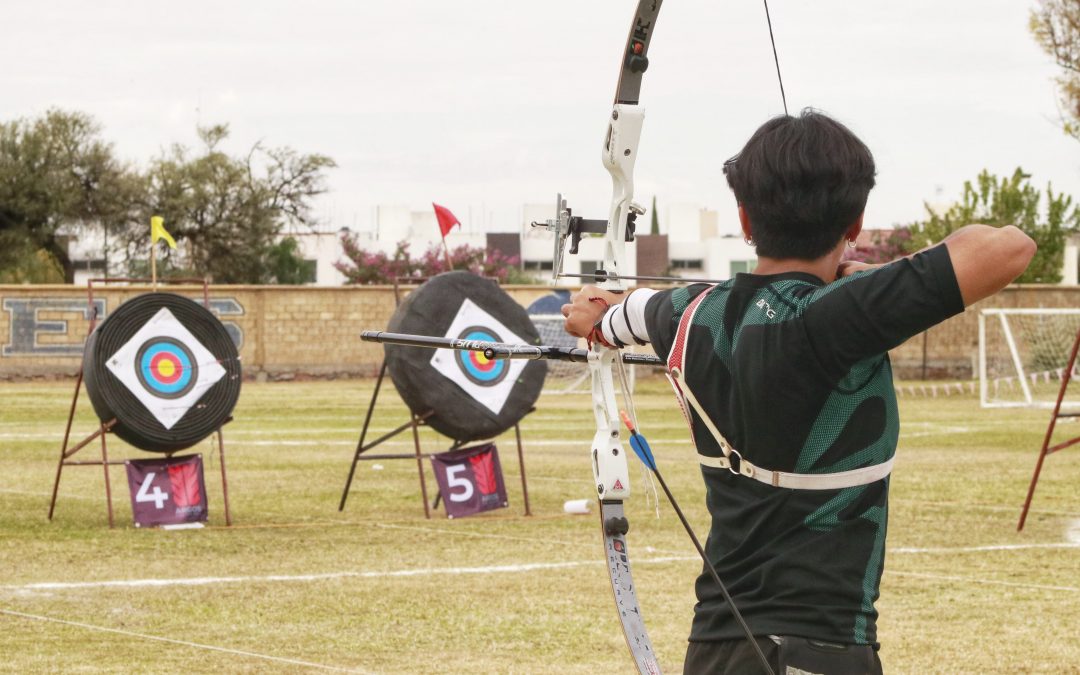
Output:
[1, 378, 1078, 674]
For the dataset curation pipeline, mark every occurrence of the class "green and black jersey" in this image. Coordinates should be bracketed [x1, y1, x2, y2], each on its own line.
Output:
[642, 245, 964, 647]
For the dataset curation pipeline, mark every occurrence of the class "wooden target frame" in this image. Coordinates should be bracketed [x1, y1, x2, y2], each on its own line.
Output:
[47, 278, 234, 529]
[338, 276, 533, 519]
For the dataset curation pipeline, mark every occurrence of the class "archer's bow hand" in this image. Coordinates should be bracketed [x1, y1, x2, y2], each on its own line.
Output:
[562, 285, 623, 340]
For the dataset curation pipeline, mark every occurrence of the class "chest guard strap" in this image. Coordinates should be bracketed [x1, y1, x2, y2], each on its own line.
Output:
[665, 287, 893, 490]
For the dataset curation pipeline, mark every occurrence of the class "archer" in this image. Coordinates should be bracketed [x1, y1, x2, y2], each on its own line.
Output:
[563, 109, 1036, 674]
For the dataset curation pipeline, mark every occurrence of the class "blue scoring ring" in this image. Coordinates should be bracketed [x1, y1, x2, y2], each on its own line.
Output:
[135, 337, 199, 399]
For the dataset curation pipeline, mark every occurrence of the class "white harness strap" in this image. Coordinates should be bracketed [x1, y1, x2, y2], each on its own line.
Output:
[664, 287, 894, 491]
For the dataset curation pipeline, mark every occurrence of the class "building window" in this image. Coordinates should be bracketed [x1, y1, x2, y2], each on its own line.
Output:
[671, 259, 704, 270]
[523, 260, 554, 271]
[730, 260, 758, 276]
[74, 259, 106, 271]
[300, 259, 317, 284]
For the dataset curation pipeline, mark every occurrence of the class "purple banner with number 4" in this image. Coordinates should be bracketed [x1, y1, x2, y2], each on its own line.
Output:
[124, 454, 208, 527]
[431, 443, 508, 518]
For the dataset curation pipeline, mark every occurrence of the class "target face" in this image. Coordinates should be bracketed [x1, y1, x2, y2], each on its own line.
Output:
[106, 308, 227, 430]
[455, 327, 509, 386]
[136, 338, 198, 398]
[430, 298, 529, 415]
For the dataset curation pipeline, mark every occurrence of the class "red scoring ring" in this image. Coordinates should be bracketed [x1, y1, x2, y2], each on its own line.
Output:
[467, 350, 497, 372]
[150, 351, 184, 384]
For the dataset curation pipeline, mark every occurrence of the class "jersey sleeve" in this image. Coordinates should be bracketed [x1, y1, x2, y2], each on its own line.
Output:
[803, 244, 965, 374]
[643, 283, 713, 359]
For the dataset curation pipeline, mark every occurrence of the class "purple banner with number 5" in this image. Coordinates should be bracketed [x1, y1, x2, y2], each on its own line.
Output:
[431, 443, 508, 519]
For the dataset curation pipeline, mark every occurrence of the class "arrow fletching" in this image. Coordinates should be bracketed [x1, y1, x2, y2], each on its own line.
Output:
[620, 410, 657, 471]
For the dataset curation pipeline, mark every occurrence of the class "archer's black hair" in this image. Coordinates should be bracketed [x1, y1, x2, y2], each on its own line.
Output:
[723, 109, 876, 260]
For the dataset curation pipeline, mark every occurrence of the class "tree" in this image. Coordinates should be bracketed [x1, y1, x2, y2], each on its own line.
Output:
[335, 235, 527, 284]
[123, 124, 335, 283]
[905, 168, 1078, 283]
[844, 227, 913, 264]
[1031, 0, 1080, 139]
[650, 195, 660, 235]
[0, 109, 139, 282]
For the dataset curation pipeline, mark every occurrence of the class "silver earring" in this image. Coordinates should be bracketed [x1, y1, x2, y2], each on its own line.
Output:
[744, 237, 755, 246]
[846, 239, 857, 249]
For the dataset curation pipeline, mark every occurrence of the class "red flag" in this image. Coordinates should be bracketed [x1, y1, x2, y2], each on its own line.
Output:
[433, 203, 461, 238]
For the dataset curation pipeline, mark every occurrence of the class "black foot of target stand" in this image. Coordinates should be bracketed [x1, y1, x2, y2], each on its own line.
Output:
[338, 360, 533, 519]
[47, 277, 236, 529]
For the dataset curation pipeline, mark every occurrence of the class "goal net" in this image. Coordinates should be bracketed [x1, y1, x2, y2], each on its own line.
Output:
[979, 308, 1080, 409]
[529, 313, 636, 395]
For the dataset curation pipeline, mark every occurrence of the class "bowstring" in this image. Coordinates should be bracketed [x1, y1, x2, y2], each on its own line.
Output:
[762, 0, 788, 115]
[615, 353, 660, 518]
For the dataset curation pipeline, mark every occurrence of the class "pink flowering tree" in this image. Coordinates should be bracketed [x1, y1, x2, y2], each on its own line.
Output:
[335, 234, 524, 284]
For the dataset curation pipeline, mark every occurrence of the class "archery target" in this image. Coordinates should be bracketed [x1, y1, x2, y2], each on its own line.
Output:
[384, 271, 546, 442]
[429, 301, 527, 414]
[106, 307, 227, 430]
[136, 338, 198, 398]
[83, 293, 241, 453]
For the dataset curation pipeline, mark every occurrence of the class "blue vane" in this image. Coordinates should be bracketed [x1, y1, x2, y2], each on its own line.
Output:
[620, 410, 657, 471]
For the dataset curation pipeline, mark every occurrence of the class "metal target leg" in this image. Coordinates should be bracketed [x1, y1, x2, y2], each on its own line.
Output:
[340, 361, 388, 511]
[100, 423, 115, 529]
[413, 413, 432, 519]
[515, 422, 532, 517]
[49, 370, 85, 521]
[217, 429, 232, 526]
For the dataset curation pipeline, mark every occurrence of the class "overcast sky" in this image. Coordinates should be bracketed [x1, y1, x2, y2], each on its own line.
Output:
[2, 0, 1075, 237]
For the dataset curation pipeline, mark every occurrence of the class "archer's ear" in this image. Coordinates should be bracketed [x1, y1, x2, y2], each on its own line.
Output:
[738, 205, 752, 240]
[846, 213, 865, 243]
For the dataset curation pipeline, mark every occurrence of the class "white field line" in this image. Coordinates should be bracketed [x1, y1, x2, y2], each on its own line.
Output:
[1, 556, 697, 593]
[0, 488, 95, 500]
[892, 498, 1080, 518]
[0, 432, 696, 447]
[886, 570, 1080, 593]
[900, 426, 971, 438]
[5, 538, 1077, 596]
[0, 608, 367, 673]
[892, 542, 1080, 553]
[373, 522, 689, 557]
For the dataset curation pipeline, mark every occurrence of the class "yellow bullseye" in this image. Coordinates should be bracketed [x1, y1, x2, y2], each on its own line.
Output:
[158, 359, 176, 378]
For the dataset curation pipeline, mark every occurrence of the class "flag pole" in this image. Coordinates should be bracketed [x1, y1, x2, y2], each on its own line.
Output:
[441, 235, 453, 271]
[150, 241, 158, 292]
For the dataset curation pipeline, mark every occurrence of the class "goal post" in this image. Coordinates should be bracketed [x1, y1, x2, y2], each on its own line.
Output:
[979, 308, 1080, 409]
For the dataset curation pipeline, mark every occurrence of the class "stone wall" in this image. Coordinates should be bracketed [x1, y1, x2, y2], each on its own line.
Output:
[0, 283, 555, 379]
[1, 283, 1077, 380]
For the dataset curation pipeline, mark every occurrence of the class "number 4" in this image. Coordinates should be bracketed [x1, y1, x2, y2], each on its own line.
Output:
[136, 472, 169, 509]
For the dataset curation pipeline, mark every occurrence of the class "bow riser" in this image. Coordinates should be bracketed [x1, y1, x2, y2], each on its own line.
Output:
[599, 104, 645, 291]
[590, 348, 632, 500]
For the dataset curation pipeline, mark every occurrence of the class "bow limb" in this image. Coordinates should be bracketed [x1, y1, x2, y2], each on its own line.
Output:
[580, 2, 664, 673]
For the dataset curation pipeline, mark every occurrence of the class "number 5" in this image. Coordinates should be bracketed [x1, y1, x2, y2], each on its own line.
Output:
[445, 464, 474, 502]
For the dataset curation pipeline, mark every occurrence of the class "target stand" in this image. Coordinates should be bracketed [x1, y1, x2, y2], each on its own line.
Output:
[48, 278, 240, 528]
[339, 275, 537, 519]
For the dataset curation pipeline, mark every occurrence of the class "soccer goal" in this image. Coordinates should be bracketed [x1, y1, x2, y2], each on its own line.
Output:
[978, 308, 1080, 409]
[529, 313, 636, 395]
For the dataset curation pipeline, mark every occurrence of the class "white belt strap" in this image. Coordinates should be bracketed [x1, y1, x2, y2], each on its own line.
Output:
[666, 288, 893, 491]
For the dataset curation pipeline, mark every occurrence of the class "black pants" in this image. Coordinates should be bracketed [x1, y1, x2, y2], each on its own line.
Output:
[684, 637, 883, 675]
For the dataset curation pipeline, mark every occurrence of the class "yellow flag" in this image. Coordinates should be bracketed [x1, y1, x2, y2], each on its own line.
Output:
[150, 216, 176, 249]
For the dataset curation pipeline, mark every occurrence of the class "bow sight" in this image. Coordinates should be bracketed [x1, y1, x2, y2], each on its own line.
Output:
[530, 193, 645, 282]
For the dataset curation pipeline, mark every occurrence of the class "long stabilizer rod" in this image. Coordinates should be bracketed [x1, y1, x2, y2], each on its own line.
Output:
[360, 330, 663, 366]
